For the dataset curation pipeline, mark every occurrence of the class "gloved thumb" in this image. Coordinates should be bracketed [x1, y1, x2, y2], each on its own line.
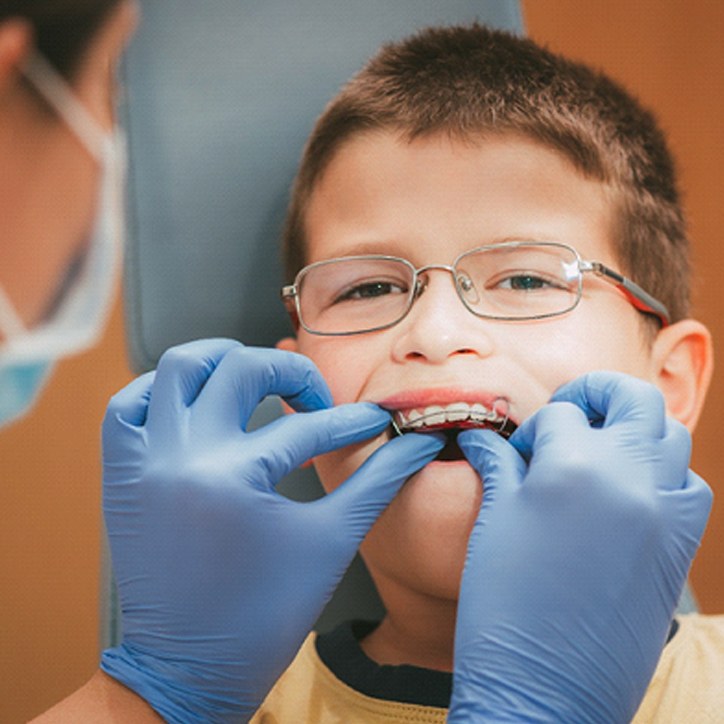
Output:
[456, 430, 527, 599]
[321, 432, 444, 541]
[457, 428, 526, 506]
[250, 403, 394, 483]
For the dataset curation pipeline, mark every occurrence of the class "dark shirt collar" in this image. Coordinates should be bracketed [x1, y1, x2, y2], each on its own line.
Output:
[316, 618, 680, 709]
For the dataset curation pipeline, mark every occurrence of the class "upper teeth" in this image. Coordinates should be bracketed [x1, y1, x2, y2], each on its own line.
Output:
[394, 402, 504, 430]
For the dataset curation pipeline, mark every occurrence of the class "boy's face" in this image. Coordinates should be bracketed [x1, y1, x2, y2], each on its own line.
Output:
[280, 131, 661, 601]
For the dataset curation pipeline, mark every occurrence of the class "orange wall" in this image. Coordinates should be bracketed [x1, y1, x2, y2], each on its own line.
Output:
[1, 3, 722, 721]
[522, 0, 724, 611]
[0, 299, 134, 720]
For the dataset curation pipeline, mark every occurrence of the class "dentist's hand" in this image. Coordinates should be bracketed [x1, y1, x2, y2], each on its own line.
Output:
[449, 372, 712, 723]
[100, 339, 442, 723]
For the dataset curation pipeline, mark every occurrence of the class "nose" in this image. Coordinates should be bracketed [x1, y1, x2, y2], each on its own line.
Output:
[391, 268, 495, 364]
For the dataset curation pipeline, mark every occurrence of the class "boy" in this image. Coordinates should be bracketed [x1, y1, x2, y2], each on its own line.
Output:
[96, 22, 720, 723]
[257, 22, 723, 721]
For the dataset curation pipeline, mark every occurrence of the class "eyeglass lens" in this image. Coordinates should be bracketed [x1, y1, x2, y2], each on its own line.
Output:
[297, 244, 582, 334]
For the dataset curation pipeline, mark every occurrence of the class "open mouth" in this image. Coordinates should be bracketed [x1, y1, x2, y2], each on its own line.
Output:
[390, 401, 517, 461]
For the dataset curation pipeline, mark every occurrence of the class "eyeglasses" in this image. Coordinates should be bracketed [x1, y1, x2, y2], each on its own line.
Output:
[281, 241, 670, 336]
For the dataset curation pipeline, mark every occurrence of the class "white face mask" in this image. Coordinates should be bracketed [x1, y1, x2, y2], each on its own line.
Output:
[0, 52, 125, 426]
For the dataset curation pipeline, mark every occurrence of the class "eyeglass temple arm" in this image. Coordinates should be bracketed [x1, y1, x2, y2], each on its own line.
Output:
[587, 262, 671, 327]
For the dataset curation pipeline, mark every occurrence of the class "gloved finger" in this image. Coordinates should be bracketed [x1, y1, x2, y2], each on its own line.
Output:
[458, 428, 527, 499]
[507, 401, 592, 461]
[103, 370, 156, 429]
[551, 371, 666, 439]
[248, 403, 393, 482]
[102, 372, 156, 463]
[655, 417, 692, 491]
[145, 339, 243, 438]
[191, 346, 334, 437]
[457, 430, 525, 575]
[672, 469, 714, 544]
[318, 431, 445, 542]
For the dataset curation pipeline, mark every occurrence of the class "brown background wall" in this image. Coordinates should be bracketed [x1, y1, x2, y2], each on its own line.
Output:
[1, 2, 722, 720]
[521, 0, 724, 612]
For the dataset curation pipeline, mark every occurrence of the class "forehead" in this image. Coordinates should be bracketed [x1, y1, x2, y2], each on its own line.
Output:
[304, 130, 617, 266]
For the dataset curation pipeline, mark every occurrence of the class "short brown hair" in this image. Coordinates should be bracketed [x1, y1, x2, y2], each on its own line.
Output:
[1, 0, 122, 80]
[282, 23, 689, 325]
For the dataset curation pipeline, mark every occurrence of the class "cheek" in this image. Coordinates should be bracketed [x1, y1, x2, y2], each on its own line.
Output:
[505, 316, 653, 400]
[297, 336, 382, 404]
[299, 336, 393, 496]
[360, 464, 484, 599]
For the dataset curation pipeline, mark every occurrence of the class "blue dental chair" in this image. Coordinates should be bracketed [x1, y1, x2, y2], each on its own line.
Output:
[102, 0, 697, 649]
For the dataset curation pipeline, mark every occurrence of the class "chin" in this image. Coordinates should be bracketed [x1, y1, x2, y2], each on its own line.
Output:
[361, 460, 483, 601]
[315, 435, 484, 600]
[406, 458, 483, 503]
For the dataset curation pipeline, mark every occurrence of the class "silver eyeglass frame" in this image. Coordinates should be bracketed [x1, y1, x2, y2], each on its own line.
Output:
[280, 241, 671, 336]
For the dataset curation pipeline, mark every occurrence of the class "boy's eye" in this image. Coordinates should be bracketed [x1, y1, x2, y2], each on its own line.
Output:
[334, 279, 408, 303]
[488, 272, 565, 292]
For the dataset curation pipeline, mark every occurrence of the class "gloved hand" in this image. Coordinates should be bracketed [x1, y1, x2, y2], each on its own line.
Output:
[449, 371, 712, 723]
[100, 338, 442, 723]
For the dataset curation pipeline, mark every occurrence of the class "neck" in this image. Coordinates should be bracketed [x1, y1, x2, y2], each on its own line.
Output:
[359, 571, 458, 672]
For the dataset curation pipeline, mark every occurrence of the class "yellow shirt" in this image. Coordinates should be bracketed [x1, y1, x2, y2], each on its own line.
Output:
[252, 614, 724, 723]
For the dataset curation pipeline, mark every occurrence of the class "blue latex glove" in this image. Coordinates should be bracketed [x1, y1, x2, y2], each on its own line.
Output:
[449, 372, 712, 723]
[100, 339, 442, 722]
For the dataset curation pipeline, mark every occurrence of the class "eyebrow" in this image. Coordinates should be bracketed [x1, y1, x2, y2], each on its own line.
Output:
[324, 240, 409, 258]
[320, 235, 548, 261]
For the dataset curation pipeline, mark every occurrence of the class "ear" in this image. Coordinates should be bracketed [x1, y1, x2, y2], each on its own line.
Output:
[276, 335, 314, 467]
[276, 336, 298, 354]
[275, 336, 299, 416]
[0, 19, 32, 94]
[650, 319, 713, 432]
